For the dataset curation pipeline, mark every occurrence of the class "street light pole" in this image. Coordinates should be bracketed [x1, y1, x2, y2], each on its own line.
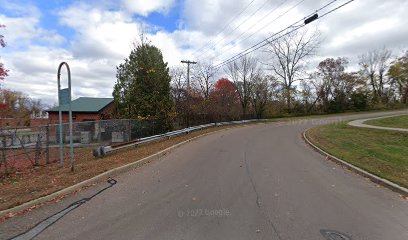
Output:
[57, 62, 74, 171]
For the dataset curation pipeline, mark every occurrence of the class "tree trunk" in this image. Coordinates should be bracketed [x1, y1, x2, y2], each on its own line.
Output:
[242, 105, 247, 120]
[286, 87, 291, 113]
[403, 87, 408, 104]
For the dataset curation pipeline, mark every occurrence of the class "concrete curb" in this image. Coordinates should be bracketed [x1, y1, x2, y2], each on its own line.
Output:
[303, 128, 408, 196]
[0, 127, 232, 217]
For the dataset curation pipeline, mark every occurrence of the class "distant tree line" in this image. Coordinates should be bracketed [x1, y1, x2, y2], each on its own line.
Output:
[0, 89, 44, 126]
[113, 32, 408, 131]
[0, 24, 7, 81]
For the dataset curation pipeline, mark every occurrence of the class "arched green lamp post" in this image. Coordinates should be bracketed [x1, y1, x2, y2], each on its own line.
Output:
[57, 62, 74, 171]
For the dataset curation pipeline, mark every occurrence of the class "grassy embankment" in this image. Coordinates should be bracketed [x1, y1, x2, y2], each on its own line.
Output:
[306, 122, 408, 188]
[365, 115, 408, 129]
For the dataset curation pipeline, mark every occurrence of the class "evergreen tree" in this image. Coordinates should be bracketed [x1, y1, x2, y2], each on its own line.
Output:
[113, 39, 173, 132]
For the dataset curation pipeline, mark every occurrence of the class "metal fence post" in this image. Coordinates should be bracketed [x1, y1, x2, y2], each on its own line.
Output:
[128, 119, 131, 141]
[1, 137, 7, 174]
[98, 120, 101, 143]
[46, 125, 50, 164]
[34, 133, 41, 166]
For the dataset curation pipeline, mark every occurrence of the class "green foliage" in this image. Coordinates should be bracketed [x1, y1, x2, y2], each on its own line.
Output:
[327, 91, 344, 113]
[349, 90, 369, 111]
[388, 51, 408, 104]
[113, 41, 173, 132]
[313, 57, 365, 113]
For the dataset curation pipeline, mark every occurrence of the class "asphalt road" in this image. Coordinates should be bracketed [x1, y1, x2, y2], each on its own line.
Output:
[1, 110, 408, 240]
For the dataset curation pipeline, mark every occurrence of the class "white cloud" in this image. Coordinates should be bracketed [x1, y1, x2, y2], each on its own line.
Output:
[1, 0, 407, 105]
[3, 44, 119, 104]
[0, 14, 64, 48]
[1, 2, 187, 105]
[122, 0, 176, 16]
[0, 0, 41, 18]
[58, 3, 140, 60]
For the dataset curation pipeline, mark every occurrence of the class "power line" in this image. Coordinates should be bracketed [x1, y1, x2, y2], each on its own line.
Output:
[319, 0, 355, 18]
[193, 0, 274, 59]
[189, 0, 257, 57]
[212, 0, 339, 66]
[213, 0, 352, 70]
[206, 0, 306, 62]
[198, 0, 337, 62]
[214, 25, 304, 70]
[213, 0, 353, 70]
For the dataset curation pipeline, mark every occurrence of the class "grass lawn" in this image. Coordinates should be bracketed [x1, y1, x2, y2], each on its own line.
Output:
[306, 122, 408, 188]
[365, 115, 408, 129]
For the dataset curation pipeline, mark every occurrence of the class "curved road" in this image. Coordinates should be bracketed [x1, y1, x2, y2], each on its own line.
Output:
[2, 110, 408, 240]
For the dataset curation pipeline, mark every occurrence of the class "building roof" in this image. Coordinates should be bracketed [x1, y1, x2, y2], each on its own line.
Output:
[47, 97, 114, 113]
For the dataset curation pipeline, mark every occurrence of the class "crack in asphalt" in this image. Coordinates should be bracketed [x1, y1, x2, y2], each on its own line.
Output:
[244, 151, 282, 240]
[9, 179, 117, 240]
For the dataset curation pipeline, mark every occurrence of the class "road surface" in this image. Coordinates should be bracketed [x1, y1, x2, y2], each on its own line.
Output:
[1, 110, 408, 240]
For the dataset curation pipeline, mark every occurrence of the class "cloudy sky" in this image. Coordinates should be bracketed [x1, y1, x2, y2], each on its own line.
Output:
[0, 0, 407, 105]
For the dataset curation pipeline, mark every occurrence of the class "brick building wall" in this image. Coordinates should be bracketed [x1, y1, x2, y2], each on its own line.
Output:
[48, 112, 100, 124]
[47, 102, 114, 124]
[30, 118, 49, 127]
[0, 118, 26, 128]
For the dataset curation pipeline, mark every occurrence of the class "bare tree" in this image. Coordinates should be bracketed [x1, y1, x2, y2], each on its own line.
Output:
[309, 58, 364, 113]
[251, 74, 270, 118]
[388, 51, 408, 103]
[265, 30, 320, 112]
[192, 62, 217, 100]
[359, 47, 392, 101]
[300, 79, 316, 113]
[315, 57, 348, 111]
[226, 56, 261, 117]
[170, 66, 186, 103]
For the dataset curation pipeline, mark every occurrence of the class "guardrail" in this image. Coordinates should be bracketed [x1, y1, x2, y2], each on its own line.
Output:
[93, 119, 263, 157]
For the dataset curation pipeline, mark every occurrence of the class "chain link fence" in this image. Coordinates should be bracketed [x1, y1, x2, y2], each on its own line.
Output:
[0, 119, 167, 176]
[0, 117, 262, 176]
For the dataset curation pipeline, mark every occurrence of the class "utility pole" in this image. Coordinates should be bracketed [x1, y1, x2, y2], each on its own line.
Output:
[181, 60, 197, 89]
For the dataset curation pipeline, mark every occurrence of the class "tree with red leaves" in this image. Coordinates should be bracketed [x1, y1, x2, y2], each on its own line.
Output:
[209, 78, 240, 120]
[0, 24, 8, 81]
[212, 78, 237, 99]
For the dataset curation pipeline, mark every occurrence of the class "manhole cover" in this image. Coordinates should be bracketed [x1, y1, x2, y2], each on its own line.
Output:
[320, 229, 352, 240]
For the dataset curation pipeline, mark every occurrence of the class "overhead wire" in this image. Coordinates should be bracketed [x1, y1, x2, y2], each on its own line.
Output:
[189, 0, 257, 57]
[213, 0, 353, 70]
[193, 0, 275, 59]
[205, 0, 307, 62]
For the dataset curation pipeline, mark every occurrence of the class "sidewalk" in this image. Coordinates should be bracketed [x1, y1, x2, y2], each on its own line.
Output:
[347, 112, 408, 132]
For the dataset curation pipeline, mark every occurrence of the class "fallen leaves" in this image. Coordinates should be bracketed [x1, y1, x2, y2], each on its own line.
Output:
[0, 126, 229, 222]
